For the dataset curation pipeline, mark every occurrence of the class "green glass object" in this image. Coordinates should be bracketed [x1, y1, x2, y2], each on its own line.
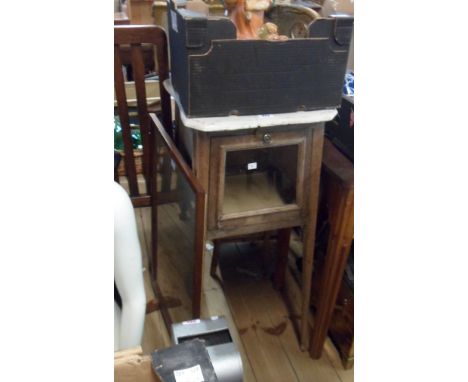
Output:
[114, 116, 143, 151]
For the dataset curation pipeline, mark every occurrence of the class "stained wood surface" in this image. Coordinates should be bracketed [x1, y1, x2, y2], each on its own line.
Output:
[135, 205, 353, 381]
[309, 138, 354, 360]
[300, 125, 324, 348]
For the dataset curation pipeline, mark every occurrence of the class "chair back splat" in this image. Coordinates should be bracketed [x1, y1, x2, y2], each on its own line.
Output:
[114, 25, 172, 200]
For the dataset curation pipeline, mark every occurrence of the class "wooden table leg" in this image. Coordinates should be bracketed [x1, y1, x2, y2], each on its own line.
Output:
[300, 125, 324, 350]
[309, 176, 354, 358]
[274, 228, 292, 290]
[210, 239, 221, 278]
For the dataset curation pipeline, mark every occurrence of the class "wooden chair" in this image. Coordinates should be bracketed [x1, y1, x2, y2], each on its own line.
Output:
[114, 24, 171, 286]
[115, 25, 206, 322]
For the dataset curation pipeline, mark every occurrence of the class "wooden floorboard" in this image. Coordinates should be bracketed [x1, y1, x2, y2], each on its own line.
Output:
[218, 243, 296, 382]
[201, 286, 258, 382]
[323, 338, 354, 382]
[202, 245, 258, 382]
[219, 241, 353, 382]
[262, 278, 346, 382]
[140, 206, 193, 324]
[135, 208, 171, 354]
[133, 203, 353, 381]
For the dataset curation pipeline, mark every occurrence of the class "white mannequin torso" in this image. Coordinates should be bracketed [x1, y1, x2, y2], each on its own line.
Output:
[114, 181, 146, 351]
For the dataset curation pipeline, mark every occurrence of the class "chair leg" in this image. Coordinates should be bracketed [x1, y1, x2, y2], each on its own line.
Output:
[161, 154, 172, 193]
[261, 231, 272, 274]
[150, 193, 158, 283]
[274, 228, 292, 290]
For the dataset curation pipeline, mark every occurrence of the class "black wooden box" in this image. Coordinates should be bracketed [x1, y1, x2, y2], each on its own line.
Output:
[167, 0, 353, 118]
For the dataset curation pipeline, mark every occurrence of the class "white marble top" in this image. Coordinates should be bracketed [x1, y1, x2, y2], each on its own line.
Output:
[164, 79, 338, 132]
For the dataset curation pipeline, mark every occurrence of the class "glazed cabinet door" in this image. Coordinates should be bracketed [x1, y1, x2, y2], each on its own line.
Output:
[208, 126, 311, 233]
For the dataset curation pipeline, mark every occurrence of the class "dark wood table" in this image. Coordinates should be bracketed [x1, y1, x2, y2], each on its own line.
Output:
[309, 138, 354, 359]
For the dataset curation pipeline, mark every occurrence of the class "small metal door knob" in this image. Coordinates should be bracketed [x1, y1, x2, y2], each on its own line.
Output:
[263, 133, 272, 144]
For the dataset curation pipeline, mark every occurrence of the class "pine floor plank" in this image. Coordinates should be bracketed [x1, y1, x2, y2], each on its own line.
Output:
[134, 209, 172, 353]
[133, 204, 353, 381]
[261, 280, 347, 382]
[219, 241, 353, 382]
[220, 244, 300, 382]
[140, 206, 193, 323]
[202, 244, 258, 382]
[323, 338, 354, 382]
[227, 283, 292, 382]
